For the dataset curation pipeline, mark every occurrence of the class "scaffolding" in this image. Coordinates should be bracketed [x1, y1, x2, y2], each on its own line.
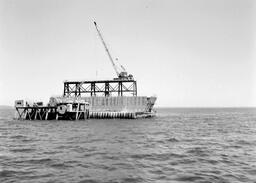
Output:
[63, 79, 137, 97]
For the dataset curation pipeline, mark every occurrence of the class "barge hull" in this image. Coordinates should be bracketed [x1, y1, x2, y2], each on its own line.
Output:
[50, 96, 157, 113]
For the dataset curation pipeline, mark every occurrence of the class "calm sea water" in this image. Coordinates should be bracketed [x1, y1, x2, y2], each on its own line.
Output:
[0, 108, 256, 183]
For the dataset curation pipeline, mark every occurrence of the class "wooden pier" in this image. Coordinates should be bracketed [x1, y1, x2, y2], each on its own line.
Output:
[15, 106, 56, 120]
[15, 106, 89, 120]
[15, 99, 90, 120]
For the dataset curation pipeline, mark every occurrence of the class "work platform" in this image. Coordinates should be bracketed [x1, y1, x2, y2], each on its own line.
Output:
[15, 98, 90, 120]
[15, 96, 156, 120]
[15, 106, 89, 120]
[15, 106, 156, 120]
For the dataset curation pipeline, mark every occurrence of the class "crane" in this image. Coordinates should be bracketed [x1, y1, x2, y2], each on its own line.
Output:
[93, 21, 134, 80]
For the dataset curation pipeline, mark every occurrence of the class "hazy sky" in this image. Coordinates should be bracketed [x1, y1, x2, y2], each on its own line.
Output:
[0, 0, 255, 107]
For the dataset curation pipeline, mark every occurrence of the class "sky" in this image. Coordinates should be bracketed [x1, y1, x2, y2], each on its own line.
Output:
[0, 0, 255, 107]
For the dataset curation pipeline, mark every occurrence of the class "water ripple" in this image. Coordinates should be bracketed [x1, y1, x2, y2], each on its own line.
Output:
[0, 108, 256, 182]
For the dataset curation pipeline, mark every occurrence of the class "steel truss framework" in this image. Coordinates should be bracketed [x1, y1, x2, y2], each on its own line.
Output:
[63, 80, 137, 97]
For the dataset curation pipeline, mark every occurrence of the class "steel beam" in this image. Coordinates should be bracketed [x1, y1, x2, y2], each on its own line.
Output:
[63, 80, 137, 97]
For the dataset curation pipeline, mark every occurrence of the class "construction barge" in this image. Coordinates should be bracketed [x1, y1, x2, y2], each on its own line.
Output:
[15, 79, 157, 120]
[15, 21, 157, 120]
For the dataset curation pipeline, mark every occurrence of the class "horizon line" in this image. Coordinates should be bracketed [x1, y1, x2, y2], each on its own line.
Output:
[1, 104, 255, 109]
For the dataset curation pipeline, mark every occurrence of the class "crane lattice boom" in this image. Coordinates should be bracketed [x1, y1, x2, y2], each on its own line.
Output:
[94, 21, 119, 77]
[93, 21, 133, 80]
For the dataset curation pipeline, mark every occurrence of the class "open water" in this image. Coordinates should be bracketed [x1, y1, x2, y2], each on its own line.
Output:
[0, 108, 256, 183]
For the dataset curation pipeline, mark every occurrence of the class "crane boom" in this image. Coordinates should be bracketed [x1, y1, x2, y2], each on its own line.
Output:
[93, 21, 119, 77]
